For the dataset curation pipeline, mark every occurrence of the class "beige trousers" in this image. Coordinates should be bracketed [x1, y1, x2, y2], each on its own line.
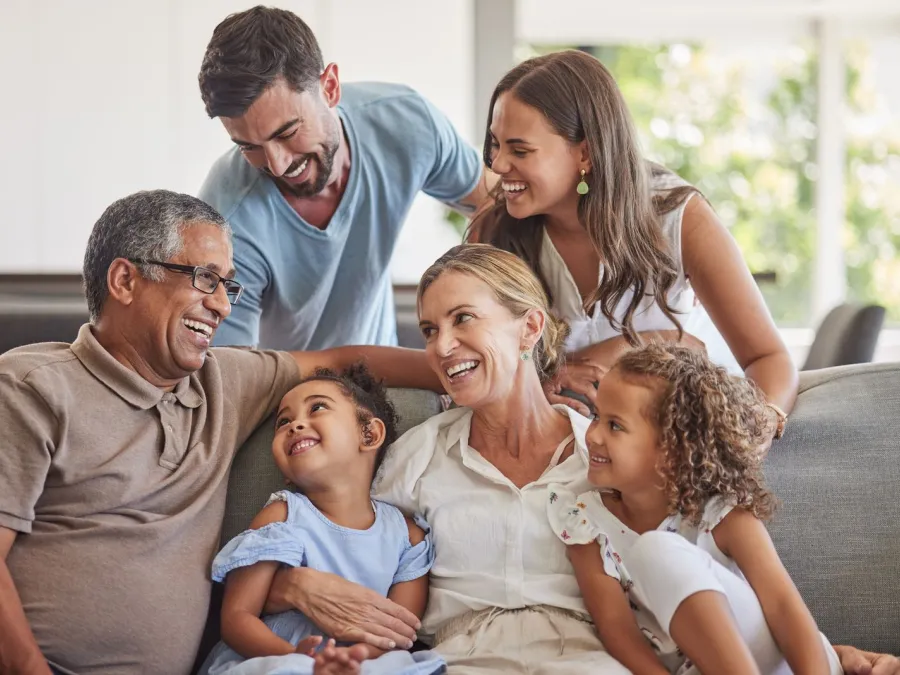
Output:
[433, 605, 631, 674]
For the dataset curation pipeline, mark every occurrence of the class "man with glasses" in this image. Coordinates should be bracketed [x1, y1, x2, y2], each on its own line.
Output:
[0, 190, 437, 675]
[197, 6, 494, 351]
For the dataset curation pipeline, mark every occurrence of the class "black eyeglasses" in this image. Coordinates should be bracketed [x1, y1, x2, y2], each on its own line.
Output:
[130, 259, 244, 305]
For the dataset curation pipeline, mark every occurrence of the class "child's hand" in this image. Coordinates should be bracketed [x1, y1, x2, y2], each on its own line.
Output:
[312, 640, 371, 675]
[835, 645, 900, 675]
[295, 635, 324, 655]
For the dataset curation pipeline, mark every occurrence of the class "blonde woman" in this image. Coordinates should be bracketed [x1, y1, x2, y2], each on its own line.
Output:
[268, 245, 896, 674]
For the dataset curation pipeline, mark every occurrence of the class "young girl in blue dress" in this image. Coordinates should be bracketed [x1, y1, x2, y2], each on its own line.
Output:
[200, 364, 444, 675]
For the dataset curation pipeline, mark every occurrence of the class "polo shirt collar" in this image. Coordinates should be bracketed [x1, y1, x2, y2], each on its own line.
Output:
[71, 324, 203, 410]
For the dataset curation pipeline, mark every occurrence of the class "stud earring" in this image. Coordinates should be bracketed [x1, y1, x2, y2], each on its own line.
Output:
[576, 169, 589, 195]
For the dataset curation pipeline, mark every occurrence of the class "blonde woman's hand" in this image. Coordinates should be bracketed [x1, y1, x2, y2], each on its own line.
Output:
[835, 645, 900, 674]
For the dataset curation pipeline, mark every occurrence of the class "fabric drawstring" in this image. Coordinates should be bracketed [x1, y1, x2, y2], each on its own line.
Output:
[435, 605, 588, 658]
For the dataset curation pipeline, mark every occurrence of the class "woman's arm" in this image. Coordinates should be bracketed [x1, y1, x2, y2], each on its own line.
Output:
[387, 518, 430, 620]
[219, 501, 317, 658]
[567, 543, 669, 675]
[545, 331, 705, 416]
[713, 509, 831, 675]
[681, 198, 798, 412]
[266, 568, 420, 651]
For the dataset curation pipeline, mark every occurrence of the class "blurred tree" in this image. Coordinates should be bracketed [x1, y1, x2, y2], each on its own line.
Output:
[518, 41, 900, 324]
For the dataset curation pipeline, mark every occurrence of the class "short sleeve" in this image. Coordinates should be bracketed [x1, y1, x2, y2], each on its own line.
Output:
[209, 348, 300, 445]
[212, 234, 271, 349]
[547, 485, 623, 582]
[548, 486, 603, 545]
[211, 522, 306, 582]
[0, 375, 56, 533]
[696, 496, 735, 550]
[392, 513, 435, 585]
[418, 95, 482, 204]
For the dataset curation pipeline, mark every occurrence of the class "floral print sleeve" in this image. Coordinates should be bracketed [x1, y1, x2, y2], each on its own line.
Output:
[694, 496, 736, 564]
[546, 484, 624, 583]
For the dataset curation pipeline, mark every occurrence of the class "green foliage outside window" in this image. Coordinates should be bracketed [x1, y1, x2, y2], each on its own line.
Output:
[517, 42, 900, 325]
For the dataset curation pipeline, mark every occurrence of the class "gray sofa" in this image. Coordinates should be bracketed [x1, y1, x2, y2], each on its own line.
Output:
[220, 362, 900, 659]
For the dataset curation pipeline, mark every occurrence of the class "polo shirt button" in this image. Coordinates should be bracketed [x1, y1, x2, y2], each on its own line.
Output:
[167, 425, 173, 433]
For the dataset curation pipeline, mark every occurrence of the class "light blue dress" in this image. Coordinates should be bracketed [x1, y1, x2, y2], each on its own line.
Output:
[199, 491, 445, 675]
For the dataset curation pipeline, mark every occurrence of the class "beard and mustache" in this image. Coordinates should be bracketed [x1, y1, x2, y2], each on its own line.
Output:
[263, 115, 341, 199]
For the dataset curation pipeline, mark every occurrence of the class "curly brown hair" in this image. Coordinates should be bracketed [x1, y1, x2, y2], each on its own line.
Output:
[613, 344, 777, 524]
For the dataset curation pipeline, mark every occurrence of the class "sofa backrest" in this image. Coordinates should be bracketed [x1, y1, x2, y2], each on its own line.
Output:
[763, 361, 899, 654]
[224, 362, 900, 655]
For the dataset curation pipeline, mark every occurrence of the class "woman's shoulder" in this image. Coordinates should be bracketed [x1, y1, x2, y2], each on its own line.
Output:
[648, 162, 694, 192]
[373, 407, 474, 500]
[393, 406, 474, 452]
[554, 404, 592, 458]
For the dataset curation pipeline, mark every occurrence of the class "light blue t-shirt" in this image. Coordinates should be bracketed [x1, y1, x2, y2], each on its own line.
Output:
[199, 82, 482, 351]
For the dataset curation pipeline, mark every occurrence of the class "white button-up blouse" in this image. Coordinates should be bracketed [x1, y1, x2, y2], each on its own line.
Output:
[373, 405, 595, 637]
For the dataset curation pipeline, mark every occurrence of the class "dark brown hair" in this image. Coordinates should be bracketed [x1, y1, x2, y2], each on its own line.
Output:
[198, 6, 324, 118]
[613, 344, 777, 524]
[469, 50, 697, 346]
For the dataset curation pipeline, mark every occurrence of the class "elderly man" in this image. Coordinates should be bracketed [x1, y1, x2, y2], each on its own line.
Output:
[197, 6, 495, 351]
[0, 190, 435, 675]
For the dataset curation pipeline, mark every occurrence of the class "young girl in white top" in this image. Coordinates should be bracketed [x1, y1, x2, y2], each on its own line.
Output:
[548, 344, 842, 674]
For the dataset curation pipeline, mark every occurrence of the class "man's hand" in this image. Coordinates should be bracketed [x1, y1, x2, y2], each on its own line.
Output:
[835, 645, 900, 675]
[267, 568, 419, 651]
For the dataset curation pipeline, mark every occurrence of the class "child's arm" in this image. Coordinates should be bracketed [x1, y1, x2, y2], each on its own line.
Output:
[220, 501, 320, 658]
[345, 517, 430, 660]
[386, 517, 429, 619]
[567, 543, 670, 675]
[713, 508, 831, 675]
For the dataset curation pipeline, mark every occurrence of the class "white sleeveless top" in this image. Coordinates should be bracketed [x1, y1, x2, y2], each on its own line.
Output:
[539, 171, 742, 374]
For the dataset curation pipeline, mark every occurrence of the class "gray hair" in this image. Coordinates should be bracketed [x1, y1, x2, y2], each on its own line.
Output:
[82, 189, 231, 322]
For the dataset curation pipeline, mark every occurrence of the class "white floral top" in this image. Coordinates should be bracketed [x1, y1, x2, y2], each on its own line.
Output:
[547, 485, 737, 673]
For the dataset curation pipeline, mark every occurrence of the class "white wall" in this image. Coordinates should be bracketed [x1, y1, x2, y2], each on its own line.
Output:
[0, 0, 473, 281]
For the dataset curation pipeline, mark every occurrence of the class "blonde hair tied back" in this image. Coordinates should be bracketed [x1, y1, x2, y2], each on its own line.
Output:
[418, 244, 570, 382]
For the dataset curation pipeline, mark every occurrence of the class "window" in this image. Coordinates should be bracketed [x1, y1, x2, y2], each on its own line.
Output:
[525, 38, 900, 325]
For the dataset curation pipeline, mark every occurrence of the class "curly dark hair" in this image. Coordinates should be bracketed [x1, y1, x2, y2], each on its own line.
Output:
[613, 344, 777, 524]
[297, 363, 400, 479]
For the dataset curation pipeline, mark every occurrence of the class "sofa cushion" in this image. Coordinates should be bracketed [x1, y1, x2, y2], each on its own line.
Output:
[222, 388, 443, 544]
[766, 362, 900, 654]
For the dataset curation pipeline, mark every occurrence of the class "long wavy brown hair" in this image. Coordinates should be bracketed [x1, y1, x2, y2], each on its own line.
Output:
[469, 50, 698, 346]
[614, 344, 777, 524]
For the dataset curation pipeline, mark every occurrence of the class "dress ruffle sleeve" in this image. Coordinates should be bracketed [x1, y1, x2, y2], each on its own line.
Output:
[392, 513, 435, 584]
[211, 522, 306, 583]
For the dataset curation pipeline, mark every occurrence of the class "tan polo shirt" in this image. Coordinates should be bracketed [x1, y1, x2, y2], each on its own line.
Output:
[0, 324, 300, 675]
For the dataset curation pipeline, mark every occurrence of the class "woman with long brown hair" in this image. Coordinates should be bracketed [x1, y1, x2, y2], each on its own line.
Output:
[469, 50, 796, 436]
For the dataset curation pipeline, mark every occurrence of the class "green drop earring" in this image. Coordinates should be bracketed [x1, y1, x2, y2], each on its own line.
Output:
[576, 169, 590, 195]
